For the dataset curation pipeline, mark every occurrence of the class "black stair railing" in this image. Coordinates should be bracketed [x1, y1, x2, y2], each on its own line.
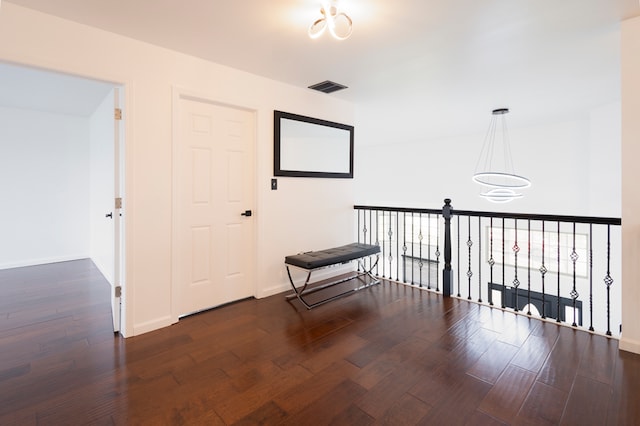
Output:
[354, 199, 622, 337]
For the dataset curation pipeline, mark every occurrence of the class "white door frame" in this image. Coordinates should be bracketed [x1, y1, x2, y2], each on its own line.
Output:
[112, 87, 124, 334]
[170, 87, 258, 323]
[111, 80, 130, 337]
[0, 60, 130, 335]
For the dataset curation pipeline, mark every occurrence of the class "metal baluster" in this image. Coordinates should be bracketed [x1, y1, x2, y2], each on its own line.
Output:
[368, 209, 371, 247]
[540, 221, 547, 319]
[501, 218, 506, 309]
[375, 211, 380, 276]
[362, 210, 369, 272]
[387, 212, 393, 279]
[396, 211, 400, 281]
[467, 215, 473, 300]
[457, 215, 461, 297]
[370, 209, 374, 273]
[357, 209, 361, 244]
[436, 216, 441, 292]
[478, 217, 482, 303]
[357, 209, 361, 271]
[411, 212, 415, 285]
[589, 224, 594, 332]
[557, 221, 561, 323]
[382, 211, 386, 278]
[402, 212, 407, 284]
[605, 224, 613, 336]
[427, 213, 432, 289]
[527, 219, 532, 315]
[570, 222, 579, 327]
[418, 213, 424, 288]
[489, 218, 494, 306]
[513, 219, 520, 312]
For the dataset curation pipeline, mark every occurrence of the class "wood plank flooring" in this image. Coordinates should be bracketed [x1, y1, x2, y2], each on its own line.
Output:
[1, 259, 639, 425]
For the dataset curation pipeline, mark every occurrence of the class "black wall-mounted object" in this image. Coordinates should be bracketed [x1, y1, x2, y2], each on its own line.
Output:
[274, 110, 354, 179]
[489, 282, 583, 325]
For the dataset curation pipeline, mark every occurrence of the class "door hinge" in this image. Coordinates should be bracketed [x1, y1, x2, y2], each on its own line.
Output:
[115, 286, 122, 298]
[115, 197, 123, 209]
[115, 108, 123, 120]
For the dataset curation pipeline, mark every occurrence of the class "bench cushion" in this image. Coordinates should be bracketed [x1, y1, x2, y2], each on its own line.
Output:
[285, 243, 380, 270]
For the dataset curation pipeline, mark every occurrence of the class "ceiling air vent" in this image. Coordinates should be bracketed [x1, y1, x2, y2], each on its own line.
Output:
[308, 80, 348, 94]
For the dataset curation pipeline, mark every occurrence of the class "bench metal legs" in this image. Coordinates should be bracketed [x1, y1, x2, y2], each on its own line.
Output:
[285, 256, 380, 309]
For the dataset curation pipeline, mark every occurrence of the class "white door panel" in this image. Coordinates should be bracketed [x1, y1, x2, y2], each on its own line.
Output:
[177, 98, 255, 315]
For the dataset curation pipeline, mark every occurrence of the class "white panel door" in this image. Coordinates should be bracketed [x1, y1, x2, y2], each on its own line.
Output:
[177, 98, 255, 315]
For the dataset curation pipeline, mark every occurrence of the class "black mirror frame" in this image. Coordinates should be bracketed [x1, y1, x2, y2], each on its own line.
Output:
[274, 110, 354, 178]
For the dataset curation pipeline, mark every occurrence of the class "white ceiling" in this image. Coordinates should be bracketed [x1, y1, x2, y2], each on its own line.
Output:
[2, 0, 639, 131]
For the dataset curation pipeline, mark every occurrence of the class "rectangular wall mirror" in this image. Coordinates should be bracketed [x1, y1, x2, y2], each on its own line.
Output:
[274, 110, 354, 178]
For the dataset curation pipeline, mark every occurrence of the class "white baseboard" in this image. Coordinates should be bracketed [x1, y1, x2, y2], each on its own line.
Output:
[132, 315, 175, 336]
[259, 283, 290, 298]
[619, 335, 640, 355]
[91, 258, 114, 285]
[0, 255, 89, 270]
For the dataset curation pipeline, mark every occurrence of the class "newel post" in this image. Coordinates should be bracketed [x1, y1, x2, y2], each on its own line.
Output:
[443, 198, 453, 297]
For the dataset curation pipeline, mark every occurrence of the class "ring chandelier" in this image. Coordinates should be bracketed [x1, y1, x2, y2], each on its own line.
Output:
[472, 108, 531, 203]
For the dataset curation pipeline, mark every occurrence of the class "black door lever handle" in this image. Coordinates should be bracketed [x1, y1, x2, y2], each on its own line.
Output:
[240, 210, 252, 217]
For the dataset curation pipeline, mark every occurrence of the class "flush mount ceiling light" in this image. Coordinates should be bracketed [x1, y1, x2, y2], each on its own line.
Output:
[472, 108, 531, 203]
[308, 1, 353, 40]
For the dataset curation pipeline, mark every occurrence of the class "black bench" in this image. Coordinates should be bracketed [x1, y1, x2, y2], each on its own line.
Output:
[284, 243, 380, 309]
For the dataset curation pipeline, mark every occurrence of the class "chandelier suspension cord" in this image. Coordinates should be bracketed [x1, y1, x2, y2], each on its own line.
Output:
[473, 115, 497, 175]
[501, 115, 516, 176]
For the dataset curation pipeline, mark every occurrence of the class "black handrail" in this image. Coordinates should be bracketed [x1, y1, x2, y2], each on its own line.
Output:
[355, 204, 621, 226]
[354, 205, 442, 215]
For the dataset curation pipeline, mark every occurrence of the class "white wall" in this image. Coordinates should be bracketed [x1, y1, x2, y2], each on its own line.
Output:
[0, 105, 90, 269]
[588, 103, 621, 218]
[620, 16, 640, 354]
[0, 4, 355, 336]
[354, 115, 618, 217]
[89, 89, 115, 283]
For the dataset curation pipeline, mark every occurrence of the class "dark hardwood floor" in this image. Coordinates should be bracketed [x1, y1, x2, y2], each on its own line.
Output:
[1, 260, 639, 425]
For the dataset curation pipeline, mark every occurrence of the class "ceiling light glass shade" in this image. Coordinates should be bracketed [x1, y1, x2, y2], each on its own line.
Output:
[472, 172, 531, 189]
[473, 108, 531, 203]
[479, 188, 524, 203]
[308, 1, 353, 40]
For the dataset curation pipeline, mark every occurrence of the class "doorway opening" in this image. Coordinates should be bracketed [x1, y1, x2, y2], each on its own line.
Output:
[0, 61, 125, 333]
